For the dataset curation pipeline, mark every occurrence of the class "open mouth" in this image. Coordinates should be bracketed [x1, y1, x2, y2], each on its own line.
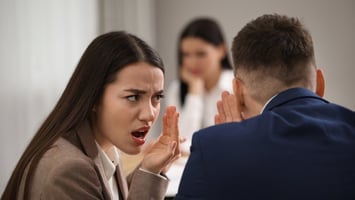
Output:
[132, 130, 147, 139]
[131, 126, 150, 146]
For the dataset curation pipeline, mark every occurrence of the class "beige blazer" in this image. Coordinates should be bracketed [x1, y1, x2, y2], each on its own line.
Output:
[18, 121, 168, 200]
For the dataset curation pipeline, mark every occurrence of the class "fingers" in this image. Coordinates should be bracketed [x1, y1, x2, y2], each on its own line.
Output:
[214, 114, 221, 125]
[161, 142, 181, 174]
[162, 138, 180, 167]
[216, 100, 225, 123]
[169, 141, 181, 165]
[169, 141, 177, 156]
[158, 135, 171, 145]
[224, 91, 243, 122]
[162, 106, 180, 156]
[162, 106, 178, 136]
[162, 137, 180, 159]
[216, 90, 243, 124]
[221, 91, 233, 122]
[162, 113, 168, 135]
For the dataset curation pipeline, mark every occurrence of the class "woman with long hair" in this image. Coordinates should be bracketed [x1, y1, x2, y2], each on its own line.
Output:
[166, 17, 233, 153]
[165, 17, 233, 197]
[2, 31, 180, 200]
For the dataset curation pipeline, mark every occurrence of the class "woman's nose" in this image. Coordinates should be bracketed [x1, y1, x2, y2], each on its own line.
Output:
[185, 57, 197, 67]
[139, 102, 155, 123]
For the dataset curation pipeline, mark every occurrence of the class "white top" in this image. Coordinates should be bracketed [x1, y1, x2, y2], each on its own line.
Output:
[166, 70, 234, 153]
[96, 143, 120, 200]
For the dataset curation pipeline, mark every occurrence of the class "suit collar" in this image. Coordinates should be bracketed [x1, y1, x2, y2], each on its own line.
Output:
[263, 87, 328, 113]
[115, 164, 129, 199]
[73, 121, 112, 199]
[73, 121, 128, 200]
[75, 121, 98, 158]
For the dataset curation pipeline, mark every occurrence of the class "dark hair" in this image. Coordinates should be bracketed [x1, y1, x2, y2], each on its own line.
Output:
[178, 17, 232, 105]
[1, 31, 164, 200]
[232, 14, 315, 86]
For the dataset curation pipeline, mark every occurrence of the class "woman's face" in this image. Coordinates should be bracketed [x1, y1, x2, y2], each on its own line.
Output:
[93, 62, 164, 155]
[181, 37, 224, 80]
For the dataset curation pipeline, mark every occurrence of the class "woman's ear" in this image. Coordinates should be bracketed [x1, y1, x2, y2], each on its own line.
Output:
[316, 69, 325, 97]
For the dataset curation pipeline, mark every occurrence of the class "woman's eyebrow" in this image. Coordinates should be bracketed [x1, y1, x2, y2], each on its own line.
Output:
[155, 90, 164, 94]
[124, 89, 146, 94]
[123, 89, 164, 94]
[124, 89, 164, 95]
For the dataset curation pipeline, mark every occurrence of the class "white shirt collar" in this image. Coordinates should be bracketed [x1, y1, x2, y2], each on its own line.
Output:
[95, 142, 120, 180]
[260, 93, 278, 114]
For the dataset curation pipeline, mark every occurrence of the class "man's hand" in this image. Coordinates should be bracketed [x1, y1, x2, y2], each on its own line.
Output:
[215, 91, 243, 125]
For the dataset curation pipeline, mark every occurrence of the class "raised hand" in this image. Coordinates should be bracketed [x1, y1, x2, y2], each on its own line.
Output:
[215, 90, 243, 125]
[141, 106, 180, 174]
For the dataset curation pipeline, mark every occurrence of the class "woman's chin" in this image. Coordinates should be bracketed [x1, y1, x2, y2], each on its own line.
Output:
[121, 147, 142, 155]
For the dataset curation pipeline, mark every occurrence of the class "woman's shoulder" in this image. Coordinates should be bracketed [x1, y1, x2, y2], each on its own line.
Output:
[27, 138, 103, 198]
[40, 138, 94, 168]
[34, 138, 99, 183]
[31, 138, 96, 183]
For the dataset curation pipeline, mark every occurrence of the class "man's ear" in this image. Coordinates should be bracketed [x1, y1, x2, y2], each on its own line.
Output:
[316, 69, 325, 97]
[233, 78, 244, 106]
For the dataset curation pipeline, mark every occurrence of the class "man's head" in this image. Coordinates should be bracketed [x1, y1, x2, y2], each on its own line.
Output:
[231, 14, 324, 118]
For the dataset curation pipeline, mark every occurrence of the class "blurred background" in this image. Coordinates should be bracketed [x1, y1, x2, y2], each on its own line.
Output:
[1, 0, 354, 194]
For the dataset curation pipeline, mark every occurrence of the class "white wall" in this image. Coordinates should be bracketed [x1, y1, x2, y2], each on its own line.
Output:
[0, 0, 100, 193]
[156, 0, 355, 110]
[100, 0, 157, 48]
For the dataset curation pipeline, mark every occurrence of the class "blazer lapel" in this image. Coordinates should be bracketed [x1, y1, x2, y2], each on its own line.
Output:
[74, 121, 113, 200]
[115, 163, 129, 199]
[93, 155, 113, 200]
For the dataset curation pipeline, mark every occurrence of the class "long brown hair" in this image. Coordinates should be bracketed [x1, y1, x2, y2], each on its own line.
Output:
[1, 31, 164, 200]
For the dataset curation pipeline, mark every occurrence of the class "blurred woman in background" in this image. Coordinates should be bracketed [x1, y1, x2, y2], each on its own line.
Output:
[165, 17, 233, 197]
[166, 17, 233, 153]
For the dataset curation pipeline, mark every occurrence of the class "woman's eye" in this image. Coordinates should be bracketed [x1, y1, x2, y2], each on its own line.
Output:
[154, 94, 164, 102]
[126, 95, 139, 102]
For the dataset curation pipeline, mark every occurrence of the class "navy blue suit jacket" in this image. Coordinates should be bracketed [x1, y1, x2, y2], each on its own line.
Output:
[175, 88, 355, 200]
